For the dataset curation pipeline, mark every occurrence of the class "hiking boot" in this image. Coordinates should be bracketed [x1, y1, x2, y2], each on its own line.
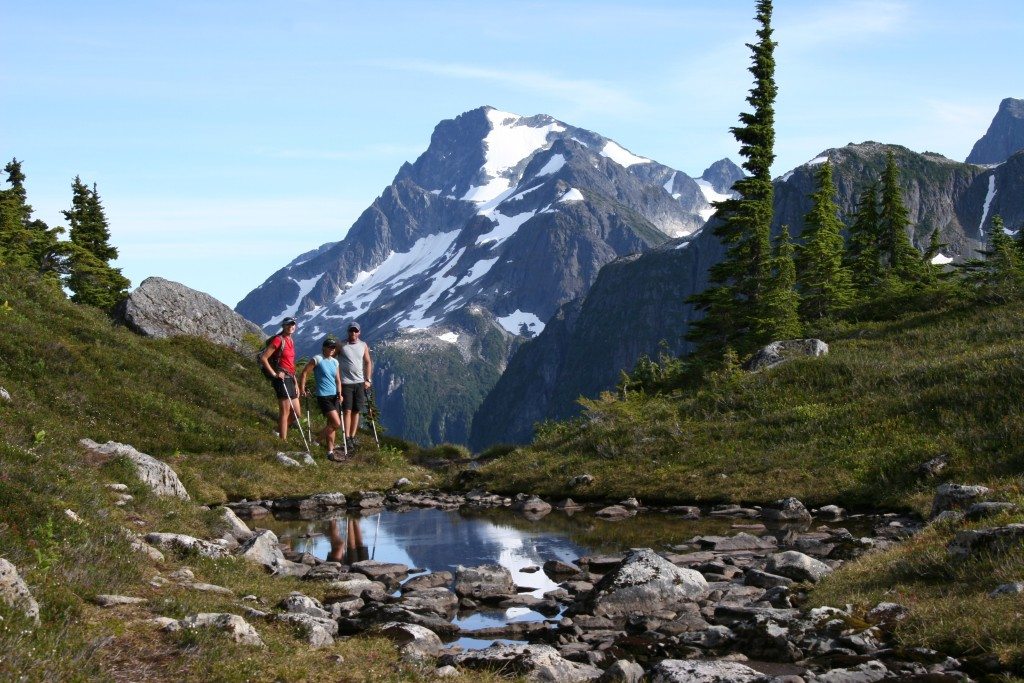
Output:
[328, 451, 351, 463]
[345, 437, 355, 452]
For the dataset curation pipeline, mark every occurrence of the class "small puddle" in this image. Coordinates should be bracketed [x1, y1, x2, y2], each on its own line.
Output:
[258, 506, 878, 650]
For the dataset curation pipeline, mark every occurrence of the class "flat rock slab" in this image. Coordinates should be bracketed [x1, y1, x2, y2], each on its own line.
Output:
[650, 659, 763, 682]
[165, 613, 265, 647]
[145, 533, 228, 559]
[439, 643, 602, 682]
[94, 594, 149, 607]
[948, 524, 1024, 560]
[765, 551, 832, 583]
[351, 560, 410, 582]
[454, 564, 516, 601]
[694, 532, 777, 552]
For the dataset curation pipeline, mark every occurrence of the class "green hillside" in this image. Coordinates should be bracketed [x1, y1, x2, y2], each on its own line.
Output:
[474, 291, 1024, 670]
[0, 270, 467, 682]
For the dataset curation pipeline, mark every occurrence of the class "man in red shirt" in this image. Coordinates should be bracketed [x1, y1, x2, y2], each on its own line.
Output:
[260, 317, 302, 441]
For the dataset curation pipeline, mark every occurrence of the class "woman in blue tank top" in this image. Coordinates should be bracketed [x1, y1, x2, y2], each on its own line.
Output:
[299, 338, 346, 461]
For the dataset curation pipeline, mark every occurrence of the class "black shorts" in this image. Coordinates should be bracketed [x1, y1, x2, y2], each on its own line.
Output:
[341, 383, 366, 413]
[271, 375, 297, 400]
[316, 395, 341, 416]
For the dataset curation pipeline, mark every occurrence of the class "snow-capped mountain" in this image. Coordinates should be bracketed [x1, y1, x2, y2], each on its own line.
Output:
[236, 106, 740, 445]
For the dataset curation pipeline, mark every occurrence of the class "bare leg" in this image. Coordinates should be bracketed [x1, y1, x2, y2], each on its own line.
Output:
[344, 410, 361, 438]
[324, 410, 341, 452]
[277, 398, 292, 440]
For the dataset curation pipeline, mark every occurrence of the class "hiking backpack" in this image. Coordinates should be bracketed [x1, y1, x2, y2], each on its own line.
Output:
[256, 334, 286, 379]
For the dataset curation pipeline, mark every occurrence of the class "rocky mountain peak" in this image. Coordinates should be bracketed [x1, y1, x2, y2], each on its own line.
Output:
[700, 158, 745, 194]
[966, 97, 1024, 165]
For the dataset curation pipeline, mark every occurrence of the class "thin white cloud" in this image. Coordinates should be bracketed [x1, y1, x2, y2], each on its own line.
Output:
[777, 1, 910, 50]
[369, 59, 647, 117]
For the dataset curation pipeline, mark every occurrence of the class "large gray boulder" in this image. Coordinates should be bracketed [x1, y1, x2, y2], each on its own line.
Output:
[375, 622, 443, 662]
[583, 548, 708, 619]
[237, 530, 310, 577]
[115, 276, 261, 351]
[931, 483, 991, 518]
[454, 564, 516, 601]
[0, 558, 40, 626]
[745, 339, 829, 372]
[765, 551, 833, 584]
[144, 533, 228, 559]
[80, 439, 189, 500]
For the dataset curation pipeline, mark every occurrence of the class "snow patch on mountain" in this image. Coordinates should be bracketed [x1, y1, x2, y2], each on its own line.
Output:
[695, 179, 732, 221]
[600, 140, 650, 167]
[476, 209, 537, 246]
[264, 273, 324, 327]
[438, 332, 459, 344]
[979, 174, 997, 236]
[535, 154, 566, 177]
[497, 310, 545, 337]
[808, 155, 829, 166]
[559, 188, 584, 203]
[663, 172, 676, 193]
[931, 253, 954, 265]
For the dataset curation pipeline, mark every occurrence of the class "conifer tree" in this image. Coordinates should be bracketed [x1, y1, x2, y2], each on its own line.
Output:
[796, 161, 854, 318]
[63, 177, 130, 309]
[921, 228, 948, 283]
[878, 151, 923, 282]
[759, 225, 801, 338]
[0, 158, 68, 279]
[0, 158, 35, 269]
[845, 184, 882, 293]
[960, 216, 1024, 301]
[688, 0, 780, 354]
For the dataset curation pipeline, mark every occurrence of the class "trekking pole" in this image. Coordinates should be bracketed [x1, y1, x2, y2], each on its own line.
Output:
[369, 388, 380, 449]
[340, 393, 348, 458]
[282, 379, 311, 454]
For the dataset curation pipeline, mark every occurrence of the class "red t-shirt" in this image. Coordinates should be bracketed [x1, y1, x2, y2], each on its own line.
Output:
[269, 335, 296, 374]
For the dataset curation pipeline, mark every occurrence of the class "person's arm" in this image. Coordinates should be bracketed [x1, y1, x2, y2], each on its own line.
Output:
[363, 346, 373, 390]
[335, 365, 343, 403]
[298, 359, 315, 396]
[260, 338, 280, 378]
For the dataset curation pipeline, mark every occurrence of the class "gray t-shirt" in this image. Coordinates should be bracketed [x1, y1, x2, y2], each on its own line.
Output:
[339, 340, 367, 384]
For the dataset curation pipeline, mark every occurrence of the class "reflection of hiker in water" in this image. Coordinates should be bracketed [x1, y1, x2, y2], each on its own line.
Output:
[326, 517, 367, 564]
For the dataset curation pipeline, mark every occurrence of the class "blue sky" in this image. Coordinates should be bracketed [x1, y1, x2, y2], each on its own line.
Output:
[2, 0, 1021, 307]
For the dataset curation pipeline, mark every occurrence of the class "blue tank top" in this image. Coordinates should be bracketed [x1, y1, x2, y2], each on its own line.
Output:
[312, 355, 340, 396]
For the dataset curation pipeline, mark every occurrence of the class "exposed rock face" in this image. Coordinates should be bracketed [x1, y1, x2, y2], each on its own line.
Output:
[0, 558, 40, 625]
[115, 276, 261, 351]
[745, 340, 829, 372]
[967, 97, 1024, 165]
[583, 548, 708, 619]
[80, 439, 190, 500]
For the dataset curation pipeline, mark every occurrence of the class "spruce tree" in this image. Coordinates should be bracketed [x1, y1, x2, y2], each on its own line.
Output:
[921, 228, 948, 283]
[688, 0, 780, 354]
[759, 225, 801, 338]
[846, 184, 882, 293]
[796, 161, 854, 318]
[878, 151, 923, 282]
[0, 158, 35, 269]
[63, 177, 130, 309]
[961, 216, 1024, 301]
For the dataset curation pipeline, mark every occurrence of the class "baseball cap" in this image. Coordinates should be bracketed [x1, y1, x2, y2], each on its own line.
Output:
[282, 317, 297, 326]
[348, 321, 361, 332]
[322, 336, 337, 348]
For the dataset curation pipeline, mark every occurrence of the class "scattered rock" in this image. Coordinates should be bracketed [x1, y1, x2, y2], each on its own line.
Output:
[93, 594, 148, 608]
[815, 504, 845, 521]
[237, 529, 309, 577]
[694, 532, 777, 552]
[620, 497, 641, 510]
[80, 439, 190, 500]
[434, 665, 459, 678]
[398, 587, 459, 619]
[595, 505, 634, 520]
[600, 660, 645, 682]
[351, 560, 410, 585]
[0, 558, 40, 625]
[965, 501, 1019, 520]
[401, 571, 453, 592]
[568, 474, 595, 488]
[439, 643, 602, 682]
[916, 454, 949, 478]
[349, 490, 385, 509]
[765, 551, 832, 584]
[454, 564, 516, 602]
[394, 477, 412, 488]
[64, 509, 84, 524]
[275, 453, 303, 468]
[583, 548, 708, 619]
[183, 582, 233, 596]
[555, 498, 585, 510]
[213, 506, 254, 542]
[650, 658, 763, 682]
[810, 660, 889, 682]
[669, 505, 701, 519]
[948, 524, 1024, 560]
[0, 387, 10, 402]
[989, 582, 1024, 597]
[762, 498, 812, 525]
[745, 339, 829, 372]
[543, 559, 581, 577]
[930, 483, 991, 518]
[512, 495, 553, 516]
[279, 593, 330, 619]
[744, 568, 795, 589]
[375, 622, 443, 662]
[865, 602, 909, 625]
[165, 613, 265, 647]
[144, 532, 228, 559]
[274, 612, 337, 648]
[928, 510, 964, 527]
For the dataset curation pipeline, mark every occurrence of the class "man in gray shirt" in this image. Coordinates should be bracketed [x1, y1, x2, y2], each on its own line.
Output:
[339, 321, 373, 452]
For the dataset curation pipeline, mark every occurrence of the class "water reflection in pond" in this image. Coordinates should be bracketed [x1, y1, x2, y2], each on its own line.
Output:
[259, 506, 871, 650]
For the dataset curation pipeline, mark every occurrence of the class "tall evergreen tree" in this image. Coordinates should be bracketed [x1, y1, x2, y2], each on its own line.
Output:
[0, 158, 67, 279]
[0, 158, 35, 269]
[63, 177, 130, 309]
[796, 161, 854, 318]
[845, 184, 882, 293]
[759, 225, 801, 338]
[960, 216, 1024, 301]
[921, 228, 948, 283]
[878, 151, 923, 282]
[688, 0, 780, 354]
